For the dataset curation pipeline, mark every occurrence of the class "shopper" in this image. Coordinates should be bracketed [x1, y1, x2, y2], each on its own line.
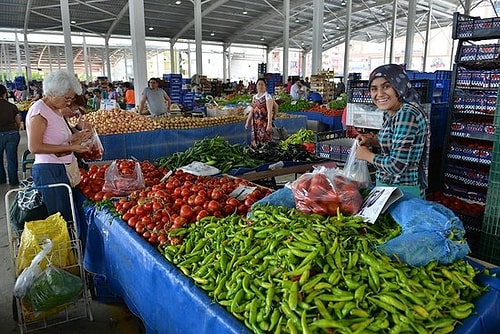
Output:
[290, 79, 306, 100]
[139, 77, 171, 116]
[355, 64, 430, 198]
[0, 84, 21, 187]
[123, 82, 135, 110]
[25, 69, 91, 222]
[245, 78, 274, 145]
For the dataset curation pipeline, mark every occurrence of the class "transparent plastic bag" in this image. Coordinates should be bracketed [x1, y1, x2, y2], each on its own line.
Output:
[343, 140, 371, 188]
[102, 160, 145, 196]
[14, 239, 53, 298]
[290, 166, 363, 216]
[25, 264, 83, 312]
[79, 127, 104, 161]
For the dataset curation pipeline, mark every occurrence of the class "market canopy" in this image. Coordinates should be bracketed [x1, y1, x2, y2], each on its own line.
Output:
[0, 0, 485, 73]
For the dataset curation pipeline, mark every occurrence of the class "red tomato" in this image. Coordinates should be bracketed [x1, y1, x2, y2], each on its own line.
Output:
[94, 191, 105, 202]
[180, 205, 194, 220]
[211, 189, 224, 201]
[127, 216, 138, 227]
[196, 210, 209, 221]
[207, 200, 221, 212]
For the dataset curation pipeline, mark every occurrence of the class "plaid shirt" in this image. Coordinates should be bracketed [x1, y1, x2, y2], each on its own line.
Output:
[372, 102, 429, 187]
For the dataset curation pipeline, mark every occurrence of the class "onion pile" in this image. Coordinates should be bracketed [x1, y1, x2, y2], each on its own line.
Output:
[153, 115, 246, 129]
[82, 109, 161, 134]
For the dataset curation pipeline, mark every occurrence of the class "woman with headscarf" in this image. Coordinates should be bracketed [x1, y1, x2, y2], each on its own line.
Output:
[355, 64, 430, 198]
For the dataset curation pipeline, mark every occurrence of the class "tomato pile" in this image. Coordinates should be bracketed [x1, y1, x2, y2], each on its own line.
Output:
[78, 159, 168, 201]
[111, 170, 272, 246]
[427, 192, 485, 217]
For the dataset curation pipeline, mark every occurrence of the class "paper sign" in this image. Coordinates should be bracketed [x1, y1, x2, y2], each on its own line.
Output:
[229, 185, 257, 201]
[100, 99, 117, 110]
[356, 187, 403, 224]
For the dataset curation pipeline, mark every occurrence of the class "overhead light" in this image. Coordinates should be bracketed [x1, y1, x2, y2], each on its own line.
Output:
[70, 20, 76, 24]
[336, 24, 340, 30]
[148, 27, 154, 31]
[175, 0, 181, 4]
[210, 31, 215, 36]
[301, 41, 304, 46]
[295, 17, 300, 23]
[341, 0, 346, 5]
[260, 36, 265, 41]
[242, 8, 248, 15]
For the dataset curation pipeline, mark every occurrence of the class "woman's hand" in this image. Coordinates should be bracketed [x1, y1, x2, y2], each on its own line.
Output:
[71, 129, 92, 145]
[355, 145, 374, 163]
[266, 124, 273, 133]
[357, 133, 378, 147]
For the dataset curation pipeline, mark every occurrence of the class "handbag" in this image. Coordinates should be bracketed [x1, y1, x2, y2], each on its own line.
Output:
[65, 155, 81, 187]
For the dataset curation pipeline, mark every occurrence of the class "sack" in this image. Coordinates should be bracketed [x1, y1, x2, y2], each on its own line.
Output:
[343, 140, 371, 188]
[102, 160, 145, 196]
[65, 155, 81, 187]
[9, 178, 48, 231]
[272, 126, 288, 141]
[78, 127, 104, 161]
[16, 213, 76, 275]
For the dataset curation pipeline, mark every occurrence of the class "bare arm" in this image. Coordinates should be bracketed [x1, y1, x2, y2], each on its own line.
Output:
[139, 94, 147, 114]
[27, 114, 89, 155]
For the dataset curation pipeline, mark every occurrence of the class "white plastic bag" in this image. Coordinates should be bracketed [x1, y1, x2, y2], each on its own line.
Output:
[343, 140, 371, 188]
[14, 239, 53, 298]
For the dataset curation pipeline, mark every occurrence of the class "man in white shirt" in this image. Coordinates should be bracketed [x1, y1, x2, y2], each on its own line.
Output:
[290, 80, 306, 100]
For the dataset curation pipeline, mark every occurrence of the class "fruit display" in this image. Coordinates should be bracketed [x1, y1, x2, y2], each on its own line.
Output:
[110, 171, 271, 246]
[82, 109, 161, 134]
[161, 206, 488, 334]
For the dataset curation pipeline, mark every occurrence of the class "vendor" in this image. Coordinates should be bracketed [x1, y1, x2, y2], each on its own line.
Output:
[290, 79, 306, 100]
[355, 64, 430, 198]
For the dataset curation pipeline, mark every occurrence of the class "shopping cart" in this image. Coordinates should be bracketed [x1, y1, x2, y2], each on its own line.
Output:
[5, 183, 93, 333]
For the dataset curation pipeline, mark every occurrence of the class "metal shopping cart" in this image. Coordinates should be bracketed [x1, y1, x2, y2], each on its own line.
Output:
[5, 183, 93, 333]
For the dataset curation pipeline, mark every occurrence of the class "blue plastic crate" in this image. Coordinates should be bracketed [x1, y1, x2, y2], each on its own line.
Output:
[163, 73, 182, 80]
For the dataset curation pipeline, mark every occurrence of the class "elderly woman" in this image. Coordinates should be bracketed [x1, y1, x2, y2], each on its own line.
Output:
[355, 64, 430, 198]
[26, 69, 91, 221]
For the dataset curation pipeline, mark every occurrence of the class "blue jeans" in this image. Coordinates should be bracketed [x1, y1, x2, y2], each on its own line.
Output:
[32, 163, 74, 223]
[0, 130, 20, 186]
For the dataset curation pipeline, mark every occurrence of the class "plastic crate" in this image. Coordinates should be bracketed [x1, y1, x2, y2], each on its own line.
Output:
[444, 164, 489, 187]
[453, 12, 500, 40]
[450, 121, 496, 140]
[443, 182, 487, 203]
[478, 232, 500, 266]
[315, 130, 352, 162]
[453, 91, 497, 115]
[447, 143, 492, 165]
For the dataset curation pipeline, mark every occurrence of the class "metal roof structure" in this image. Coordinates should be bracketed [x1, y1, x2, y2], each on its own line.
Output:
[0, 0, 492, 75]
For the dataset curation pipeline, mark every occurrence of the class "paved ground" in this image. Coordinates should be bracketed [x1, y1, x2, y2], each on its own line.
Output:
[0, 130, 144, 333]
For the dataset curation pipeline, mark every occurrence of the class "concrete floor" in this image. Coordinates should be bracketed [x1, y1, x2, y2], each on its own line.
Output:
[0, 131, 144, 333]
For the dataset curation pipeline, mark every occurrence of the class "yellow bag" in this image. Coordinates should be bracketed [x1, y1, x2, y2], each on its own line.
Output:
[16, 213, 76, 275]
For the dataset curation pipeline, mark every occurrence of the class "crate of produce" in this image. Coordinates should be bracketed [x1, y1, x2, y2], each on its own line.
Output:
[452, 12, 500, 40]
[447, 143, 492, 165]
[453, 92, 497, 115]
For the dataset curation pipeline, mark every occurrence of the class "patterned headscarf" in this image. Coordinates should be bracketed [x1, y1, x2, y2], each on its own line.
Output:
[368, 64, 421, 104]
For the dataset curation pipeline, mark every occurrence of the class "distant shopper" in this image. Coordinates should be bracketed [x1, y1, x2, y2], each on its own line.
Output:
[245, 78, 274, 145]
[0, 84, 21, 186]
[25, 69, 91, 221]
[285, 77, 292, 94]
[139, 77, 171, 116]
[290, 79, 306, 100]
[123, 82, 135, 110]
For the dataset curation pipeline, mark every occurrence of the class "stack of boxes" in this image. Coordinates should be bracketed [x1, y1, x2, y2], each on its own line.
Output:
[264, 73, 282, 94]
[163, 74, 182, 104]
[310, 70, 336, 102]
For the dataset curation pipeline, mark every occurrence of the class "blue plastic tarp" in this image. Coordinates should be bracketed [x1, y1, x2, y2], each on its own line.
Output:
[82, 205, 250, 334]
[97, 117, 307, 162]
[80, 202, 500, 334]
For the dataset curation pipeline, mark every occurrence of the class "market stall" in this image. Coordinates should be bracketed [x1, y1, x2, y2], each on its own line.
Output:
[79, 200, 500, 334]
[96, 116, 307, 162]
[283, 111, 342, 132]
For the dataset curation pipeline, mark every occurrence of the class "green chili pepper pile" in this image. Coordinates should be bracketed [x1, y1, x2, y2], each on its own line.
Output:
[154, 137, 262, 173]
[162, 206, 487, 334]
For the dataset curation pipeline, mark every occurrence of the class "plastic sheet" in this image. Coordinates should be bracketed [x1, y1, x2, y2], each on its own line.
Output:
[379, 196, 470, 266]
[97, 117, 307, 162]
[82, 205, 250, 334]
[80, 200, 500, 334]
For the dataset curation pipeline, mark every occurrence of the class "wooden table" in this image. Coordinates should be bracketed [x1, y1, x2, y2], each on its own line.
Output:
[237, 161, 336, 181]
